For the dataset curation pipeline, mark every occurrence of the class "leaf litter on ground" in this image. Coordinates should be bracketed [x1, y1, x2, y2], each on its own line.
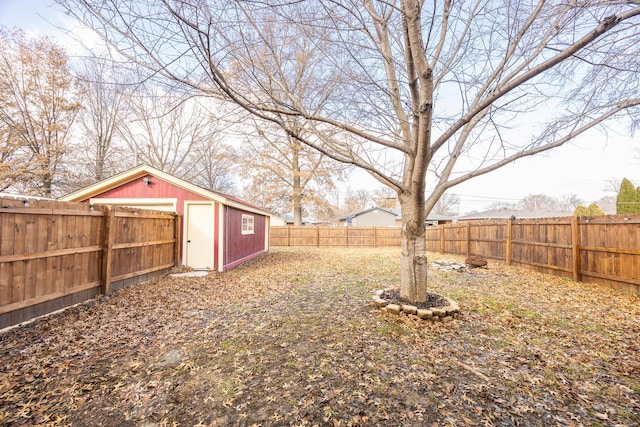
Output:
[0, 247, 638, 426]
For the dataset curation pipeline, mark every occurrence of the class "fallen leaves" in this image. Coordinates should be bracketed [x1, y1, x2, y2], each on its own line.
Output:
[0, 247, 638, 426]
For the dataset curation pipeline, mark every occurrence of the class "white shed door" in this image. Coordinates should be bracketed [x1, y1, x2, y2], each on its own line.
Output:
[185, 203, 215, 270]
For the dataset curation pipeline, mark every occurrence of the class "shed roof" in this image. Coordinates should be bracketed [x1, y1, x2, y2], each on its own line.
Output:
[59, 164, 270, 217]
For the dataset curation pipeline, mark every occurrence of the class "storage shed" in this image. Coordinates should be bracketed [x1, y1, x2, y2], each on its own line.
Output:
[60, 165, 270, 271]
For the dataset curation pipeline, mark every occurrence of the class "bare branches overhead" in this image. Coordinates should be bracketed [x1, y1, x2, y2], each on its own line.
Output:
[56, 0, 640, 302]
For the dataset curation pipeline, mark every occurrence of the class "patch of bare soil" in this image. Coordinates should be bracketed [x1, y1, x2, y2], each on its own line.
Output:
[1, 248, 639, 426]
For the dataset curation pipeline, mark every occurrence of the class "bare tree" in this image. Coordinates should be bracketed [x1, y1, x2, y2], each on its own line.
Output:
[371, 187, 399, 209]
[187, 135, 237, 194]
[59, 1, 640, 303]
[603, 179, 623, 194]
[557, 194, 584, 212]
[120, 88, 217, 178]
[342, 188, 372, 214]
[0, 28, 80, 196]
[75, 58, 130, 182]
[432, 193, 460, 216]
[485, 201, 519, 211]
[519, 194, 558, 211]
[241, 118, 346, 224]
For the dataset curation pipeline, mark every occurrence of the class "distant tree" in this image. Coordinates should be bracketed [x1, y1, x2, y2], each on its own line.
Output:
[75, 58, 130, 182]
[432, 193, 460, 216]
[558, 194, 584, 212]
[343, 188, 371, 214]
[519, 194, 558, 212]
[596, 196, 616, 214]
[485, 201, 518, 211]
[371, 187, 398, 209]
[120, 89, 217, 178]
[0, 116, 24, 192]
[574, 203, 604, 216]
[603, 179, 622, 195]
[0, 28, 80, 196]
[239, 118, 345, 225]
[188, 136, 237, 194]
[616, 178, 640, 214]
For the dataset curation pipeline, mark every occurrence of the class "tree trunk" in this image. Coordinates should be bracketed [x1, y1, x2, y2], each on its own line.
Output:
[292, 138, 303, 226]
[399, 194, 428, 303]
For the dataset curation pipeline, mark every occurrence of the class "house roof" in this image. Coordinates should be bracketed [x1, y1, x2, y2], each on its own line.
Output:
[340, 207, 453, 222]
[59, 164, 270, 217]
[388, 208, 453, 222]
[339, 207, 398, 220]
[457, 208, 572, 221]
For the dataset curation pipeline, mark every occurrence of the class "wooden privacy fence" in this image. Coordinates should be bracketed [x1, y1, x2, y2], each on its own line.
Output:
[270, 226, 402, 247]
[425, 215, 640, 293]
[0, 196, 179, 329]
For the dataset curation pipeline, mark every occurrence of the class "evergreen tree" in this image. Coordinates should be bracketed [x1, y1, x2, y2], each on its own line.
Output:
[616, 178, 640, 214]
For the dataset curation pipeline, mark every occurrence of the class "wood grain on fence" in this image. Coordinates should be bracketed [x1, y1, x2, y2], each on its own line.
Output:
[273, 217, 639, 293]
[425, 216, 640, 293]
[271, 226, 402, 247]
[0, 196, 178, 329]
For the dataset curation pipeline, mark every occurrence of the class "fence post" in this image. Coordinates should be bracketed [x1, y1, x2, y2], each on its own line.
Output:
[440, 226, 445, 254]
[174, 214, 181, 266]
[101, 206, 115, 295]
[287, 225, 291, 247]
[571, 216, 582, 282]
[506, 219, 513, 265]
[466, 223, 471, 257]
[374, 227, 378, 247]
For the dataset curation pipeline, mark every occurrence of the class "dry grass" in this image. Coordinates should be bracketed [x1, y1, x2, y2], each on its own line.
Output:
[1, 247, 638, 426]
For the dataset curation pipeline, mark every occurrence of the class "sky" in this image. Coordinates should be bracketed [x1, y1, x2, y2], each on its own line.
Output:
[1, 0, 638, 214]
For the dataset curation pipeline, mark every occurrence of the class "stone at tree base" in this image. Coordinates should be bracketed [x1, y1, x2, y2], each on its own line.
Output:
[442, 316, 454, 322]
[372, 296, 388, 307]
[386, 304, 401, 314]
[431, 308, 446, 317]
[417, 309, 433, 319]
[443, 305, 460, 315]
[374, 289, 384, 297]
[401, 305, 418, 315]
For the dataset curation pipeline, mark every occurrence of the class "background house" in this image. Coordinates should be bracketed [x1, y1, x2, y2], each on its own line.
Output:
[339, 207, 453, 227]
[340, 207, 398, 227]
[456, 208, 573, 221]
[60, 165, 270, 271]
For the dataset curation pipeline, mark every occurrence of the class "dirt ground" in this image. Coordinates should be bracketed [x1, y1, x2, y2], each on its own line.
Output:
[1, 247, 639, 426]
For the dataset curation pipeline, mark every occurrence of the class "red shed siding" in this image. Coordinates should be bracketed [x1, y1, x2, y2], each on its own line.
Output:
[224, 206, 267, 270]
[82, 174, 207, 216]
[80, 174, 212, 266]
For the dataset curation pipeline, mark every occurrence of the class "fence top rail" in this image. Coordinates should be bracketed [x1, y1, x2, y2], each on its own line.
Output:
[0, 206, 105, 216]
[426, 213, 640, 228]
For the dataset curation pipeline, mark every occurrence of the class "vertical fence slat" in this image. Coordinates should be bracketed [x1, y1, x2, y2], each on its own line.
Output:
[0, 198, 179, 329]
[101, 206, 115, 295]
[174, 214, 181, 266]
[269, 219, 638, 294]
[506, 219, 513, 265]
[572, 216, 582, 283]
[466, 223, 471, 258]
